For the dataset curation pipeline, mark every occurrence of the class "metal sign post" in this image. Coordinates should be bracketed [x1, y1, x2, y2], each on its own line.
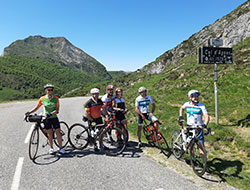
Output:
[198, 39, 233, 125]
[214, 64, 219, 124]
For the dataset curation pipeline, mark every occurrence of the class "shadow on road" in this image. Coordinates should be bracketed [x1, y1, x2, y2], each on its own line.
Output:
[32, 153, 60, 165]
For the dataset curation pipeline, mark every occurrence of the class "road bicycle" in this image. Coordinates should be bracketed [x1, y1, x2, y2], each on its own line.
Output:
[25, 114, 69, 160]
[142, 120, 171, 157]
[68, 111, 127, 156]
[171, 122, 212, 177]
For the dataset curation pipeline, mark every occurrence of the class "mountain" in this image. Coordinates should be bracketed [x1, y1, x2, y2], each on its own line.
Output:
[3, 35, 111, 78]
[142, 0, 250, 74]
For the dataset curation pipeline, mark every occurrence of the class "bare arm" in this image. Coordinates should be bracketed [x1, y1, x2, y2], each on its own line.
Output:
[204, 113, 210, 125]
[85, 110, 93, 121]
[179, 107, 184, 117]
[151, 103, 156, 114]
[26, 104, 41, 115]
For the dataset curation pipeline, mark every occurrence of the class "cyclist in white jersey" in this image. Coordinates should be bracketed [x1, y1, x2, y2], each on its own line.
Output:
[135, 86, 159, 147]
[102, 84, 116, 115]
[179, 90, 210, 144]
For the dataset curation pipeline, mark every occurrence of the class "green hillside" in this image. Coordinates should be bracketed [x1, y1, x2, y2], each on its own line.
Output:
[67, 37, 250, 190]
[0, 55, 102, 101]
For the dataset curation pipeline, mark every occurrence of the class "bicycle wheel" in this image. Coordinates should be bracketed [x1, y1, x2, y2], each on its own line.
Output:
[171, 130, 185, 159]
[143, 125, 156, 147]
[54, 121, 69, 148]
[155, 131, 171, 157]
[118, 123, 129, 143]
[29, 127, 39, 160]
[99, 126, 126, 156]
[68, 123, 89, 150]
[190, 140, 207, 177]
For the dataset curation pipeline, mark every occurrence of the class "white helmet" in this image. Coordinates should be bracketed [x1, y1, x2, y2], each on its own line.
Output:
[90, 88, 100, 94]
[188, 90, 200, 97]
[139, 86, 147, 93]
[44, 84, 54, 89]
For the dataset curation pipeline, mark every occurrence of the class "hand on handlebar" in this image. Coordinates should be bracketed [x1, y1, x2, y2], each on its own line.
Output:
[202, 124, 207, 128]
[141, 114, 146, 120]
[24, 112, 30, 121]
[178, 116, 185, 125]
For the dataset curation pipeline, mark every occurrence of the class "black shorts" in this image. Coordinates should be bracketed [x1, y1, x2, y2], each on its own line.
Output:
[115, 111, 126, 122]
[92, 117, 103, 125]
[44, 117, 60, 130]
[137, 113, 150, 126]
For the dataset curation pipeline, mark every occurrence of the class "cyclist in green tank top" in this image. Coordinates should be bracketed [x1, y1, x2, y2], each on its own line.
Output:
[25, 84, 65, 154]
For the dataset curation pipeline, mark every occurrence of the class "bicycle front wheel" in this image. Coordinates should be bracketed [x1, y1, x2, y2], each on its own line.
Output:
[68, 123, 89, 150]
[155, 131, 171, 157]
[171, 130, 184, 159]
[54, 121, 69, 148]
[190, 140, 207, 177]
[29, 127, 39, 160]
[99, 126, 127, 156]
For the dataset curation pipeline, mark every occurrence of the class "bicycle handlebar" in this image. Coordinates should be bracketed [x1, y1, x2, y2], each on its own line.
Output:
[24, 114, 45, 123]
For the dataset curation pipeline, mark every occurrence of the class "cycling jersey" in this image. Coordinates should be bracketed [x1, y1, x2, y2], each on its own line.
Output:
[36, 95, 59, 119]
[114, 97, 125, 110]
[114, 97, 126, 122]
[102, 94, 116, 112]
[85, 98, 104, 119]
[181, 101, 208, 126]
[135, 95, 154, 114]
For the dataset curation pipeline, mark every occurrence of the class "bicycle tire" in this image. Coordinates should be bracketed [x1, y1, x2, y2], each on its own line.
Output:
[143, 125, 156, 147]
[68, 123, 89, 150]
[155, 131, 171, 157]
[29, 127, 39, 160]
[190, 140, 207, 177]
[117, 123, 129, 143]
[54, 121, 69, 148]
[99, 126, 126, 156]
[171, 130, 185, 159]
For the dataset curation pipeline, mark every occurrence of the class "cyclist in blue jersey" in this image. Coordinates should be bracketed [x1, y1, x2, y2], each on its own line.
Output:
[135, 86, 159, 148]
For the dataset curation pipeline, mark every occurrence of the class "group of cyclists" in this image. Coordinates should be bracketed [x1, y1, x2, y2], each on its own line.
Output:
[25, 83, 210, 154]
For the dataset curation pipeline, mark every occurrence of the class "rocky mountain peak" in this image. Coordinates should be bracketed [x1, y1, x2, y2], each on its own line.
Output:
[3, 35, 110, 77]
[143, 0, 250, 74]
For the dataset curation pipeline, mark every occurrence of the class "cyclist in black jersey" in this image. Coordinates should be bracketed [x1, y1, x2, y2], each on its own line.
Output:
[112, 88, 128, 129]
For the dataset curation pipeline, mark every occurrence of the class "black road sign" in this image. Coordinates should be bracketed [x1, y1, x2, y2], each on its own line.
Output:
[198, 46, 233, 64]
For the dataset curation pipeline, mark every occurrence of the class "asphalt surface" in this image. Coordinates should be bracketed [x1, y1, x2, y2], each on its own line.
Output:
[0, 97, 205, 190]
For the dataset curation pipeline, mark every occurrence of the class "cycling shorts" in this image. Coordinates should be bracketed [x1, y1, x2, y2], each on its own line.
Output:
[115, 111, 126, 122]
[137, 113, 156, 126]
[44, 117, 60, 130]
[92, 117, 103, 125]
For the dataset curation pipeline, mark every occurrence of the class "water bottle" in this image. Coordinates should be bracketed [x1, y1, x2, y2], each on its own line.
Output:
[91, 130, 95, 137]
[95, 128, 99, 135]
[186, 136, 192, 144]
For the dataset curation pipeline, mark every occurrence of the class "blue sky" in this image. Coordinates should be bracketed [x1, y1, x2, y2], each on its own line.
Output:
[0, 0, 247, 71]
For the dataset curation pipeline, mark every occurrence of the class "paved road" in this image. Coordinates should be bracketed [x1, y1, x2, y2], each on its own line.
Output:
[0, 97, 204, 190]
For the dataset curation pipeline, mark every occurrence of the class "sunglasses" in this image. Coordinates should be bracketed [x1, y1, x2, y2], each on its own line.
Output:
[47, 89, 54, 92]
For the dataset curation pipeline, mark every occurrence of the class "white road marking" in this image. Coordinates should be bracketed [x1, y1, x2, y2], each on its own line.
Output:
[11, 157, 24, 190]
[24, 124, 35, 144]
